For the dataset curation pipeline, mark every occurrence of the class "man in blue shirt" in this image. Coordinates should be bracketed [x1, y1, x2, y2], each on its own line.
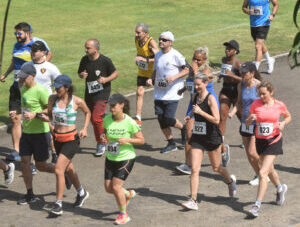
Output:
[242, 0, 278, 74]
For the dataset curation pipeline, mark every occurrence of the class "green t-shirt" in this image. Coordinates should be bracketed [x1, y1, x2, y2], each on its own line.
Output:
[21, 83, 50, 133]
[103, 113, 140, 161]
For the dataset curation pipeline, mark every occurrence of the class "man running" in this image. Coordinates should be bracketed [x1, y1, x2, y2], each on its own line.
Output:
[134, 23, 159, 126]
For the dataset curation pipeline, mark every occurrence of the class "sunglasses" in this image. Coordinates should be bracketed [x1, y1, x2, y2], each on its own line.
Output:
[14, 32, 23, 37]
[159, 38, 169, 42]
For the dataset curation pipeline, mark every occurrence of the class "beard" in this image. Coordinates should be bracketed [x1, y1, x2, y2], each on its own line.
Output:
[17, 36, 26, 43]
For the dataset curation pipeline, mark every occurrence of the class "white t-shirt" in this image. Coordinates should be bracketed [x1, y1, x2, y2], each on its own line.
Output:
[33, 61, 61, 94]
[153, 48, 186, 100]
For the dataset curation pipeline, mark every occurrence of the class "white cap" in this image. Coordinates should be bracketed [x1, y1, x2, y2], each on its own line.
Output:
[160, 31, 175, 42]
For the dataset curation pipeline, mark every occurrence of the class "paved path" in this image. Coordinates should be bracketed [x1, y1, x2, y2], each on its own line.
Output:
[0, 56, 299, 226]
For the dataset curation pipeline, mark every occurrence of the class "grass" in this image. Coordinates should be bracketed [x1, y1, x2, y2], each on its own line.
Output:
[0, 0, 297, 125]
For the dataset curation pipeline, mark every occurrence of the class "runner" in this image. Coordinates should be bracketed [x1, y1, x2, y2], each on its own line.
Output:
[218, 40, 242, 167]
[176, 47, 219, 175]
[102, 93, 144, 225]
[0, 160, 15, 185]
[134, 23, 159, 126]
[46, 75, 91, 215]
[16, 62, 55, 205]
[246, 81, 291, 217]
[242, 0, 278, 73]
[181, 73, 237, 211]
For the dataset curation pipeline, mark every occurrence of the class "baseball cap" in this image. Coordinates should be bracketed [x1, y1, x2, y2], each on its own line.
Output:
[52, 75, 72, 88]
[107, 93, 126, 104]
[31, 41, 47, 52]
[17, 62, 36, 78]
[223, 40, 240, 54]
[240, 61, 257, 74]
[160, 31, 175, 42]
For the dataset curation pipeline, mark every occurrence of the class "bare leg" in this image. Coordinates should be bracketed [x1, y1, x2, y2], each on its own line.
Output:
[136, 86, 145, 118]
[190, 148, 204, 200]
[243, 136, 259, 174]
[21, 156, 33, 190]
[255, 38, 265, 62]
[218, 94, 231, 152]
[10, 114, 21, 152]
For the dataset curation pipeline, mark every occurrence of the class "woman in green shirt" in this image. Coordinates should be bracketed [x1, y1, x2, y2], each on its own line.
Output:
[102, 93, 144, 225]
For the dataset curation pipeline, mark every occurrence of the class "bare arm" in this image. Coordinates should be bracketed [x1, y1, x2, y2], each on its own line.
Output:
[75, 96, 91, 139]
[0, 60, 14, 82]
[118, 130, 145, 145]
[166, 66, 189, 83]
[242, 0, 252, 15]
[268, 0, 279, 21]
[98, 70, 118, 84]
[193, 95, 220, 125]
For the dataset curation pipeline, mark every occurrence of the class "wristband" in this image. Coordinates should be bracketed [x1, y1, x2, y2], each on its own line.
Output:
[35, 113, 42, 118]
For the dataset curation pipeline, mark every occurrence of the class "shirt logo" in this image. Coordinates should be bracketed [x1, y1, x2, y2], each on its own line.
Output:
[95, 70, 101, 77]
[40, 68, 46, 74]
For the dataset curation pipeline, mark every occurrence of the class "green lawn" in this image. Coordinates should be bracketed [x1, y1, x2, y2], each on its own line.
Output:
[0, 0, 297, 125]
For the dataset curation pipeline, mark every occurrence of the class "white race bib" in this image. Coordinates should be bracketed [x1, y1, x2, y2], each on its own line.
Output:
[241, 123, 254, 134]
[193, 121, 207, 135]
[106, 142, 120, 155]
[220, 64, 232, 76]
[53, 112, 67, 125]
[186, 81, 194, 94]
[87, 80, 103, 94]
[251, 6, 263, 15]
[137, 61, 148, 70]
[258, 123, 273, 136]
[157, 79, 168, 88]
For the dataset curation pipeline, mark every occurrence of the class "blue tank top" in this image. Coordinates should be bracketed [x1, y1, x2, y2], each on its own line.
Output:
[241, 81, 259, 123]
[249, 0, 271, 27]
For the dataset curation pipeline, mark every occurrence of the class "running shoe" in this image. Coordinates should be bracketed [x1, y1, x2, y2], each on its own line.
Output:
[4, 163, 15, 185]
[175, 163, 191, 175]
[267, 57, 275, 74]
[276, 184, 288, 205]
[30, 163, 37, 175]
[160, 143, 177, 154]
[181, 125, 187, 144]
[114, 212, 131, 225]
[181, 198, 198, 211]
[73, 189, 89, 207]
[65, 174, 72, 190]
[221, 144, 230, 167]
[50, 203, 63, 216]
[228, 175, 237, 197]
[125, 190, 136, 206]
[249, 175, 259, 186]
[51, 153, 58, 164]
[95, 144, 105, 157]
[6, 150, 21, 162]
[248, 204, 260, 217]
[17, 194, 36, 205]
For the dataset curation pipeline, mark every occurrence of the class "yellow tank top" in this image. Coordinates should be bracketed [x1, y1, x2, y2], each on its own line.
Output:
[135, 37, 155, 78]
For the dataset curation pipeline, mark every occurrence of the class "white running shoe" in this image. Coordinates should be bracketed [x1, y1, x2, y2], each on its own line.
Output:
[181, 198, 198, 210]
[249, 175, 259, 186]
[4, 163, 15, 185]
[267, 57, 275, 74]
[248, 204, 260, 217]
[95, 144, 105, 157]
[228, 175, 237, 197]
[276, 184, 288, 205]
[222, 144, 230, 167]
[176, 163, 191, 175]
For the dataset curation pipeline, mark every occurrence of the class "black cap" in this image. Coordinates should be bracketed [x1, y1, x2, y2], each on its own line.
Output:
[52, 75, 72, 88]
[17, 62, 36, 78]
[107, 93, 126, 104]
[31, 41, 47, 52]
[240, 61, 257, 74]
[223, 40, 240, 54]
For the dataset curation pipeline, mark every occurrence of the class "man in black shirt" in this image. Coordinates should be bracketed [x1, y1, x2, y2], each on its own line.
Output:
[78, 39, 118, 156]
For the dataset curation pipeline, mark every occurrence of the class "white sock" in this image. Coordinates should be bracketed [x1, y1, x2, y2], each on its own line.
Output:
[254, 61, 260, 70]
[77, 186, 85, 197]
[55, 200, 62, 207]
[222, 136, 225, 143]
[276, 184, 282, 193]
[136, 115, 141, 121]
[264, 52, 271, 61]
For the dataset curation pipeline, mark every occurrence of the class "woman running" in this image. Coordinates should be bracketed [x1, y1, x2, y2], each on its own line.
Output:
[181, 73, 236, 211]
[176, 47, 219, 175]
[102, 93, 144, 225]
[246, 81, 291, 217]
[219, 40, 242, 167]
[47, 74, 91, 215]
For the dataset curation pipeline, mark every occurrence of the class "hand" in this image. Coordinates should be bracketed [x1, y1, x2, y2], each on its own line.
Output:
[23, 112, 35, 121]
[79, 70, 88, 79]
[39, 113, 50, 122]
[79, 128, 88, 139]
[135, 56, 146, 62]
[98, 77, 107, 84]
[166, 75, 176, 83]
[268, 15, 274, 21]
[228, 112, 234, 119]
[118, 137, 129, 145]
[192, 105, 202, 115]
[9, 111, 17, 119]
[191, 60, 199, 73]
[100, 133, 108, 144]
[278, 121, 286, 131]
[249, 9, 254, 15]
[0, 75, 6, 83]
[246, 114, 256, 126]
[146, 78, 153, 87]
[184, 116, 191, 123]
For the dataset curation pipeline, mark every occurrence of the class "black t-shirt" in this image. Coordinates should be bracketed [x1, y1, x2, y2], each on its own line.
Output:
[78, 54, 116, 103]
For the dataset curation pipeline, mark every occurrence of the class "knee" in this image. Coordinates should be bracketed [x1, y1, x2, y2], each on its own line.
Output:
[137, 87, 144, 96]
[259, 169, 269, 179]
[212, 165, 221, 173]
[191, 166, 200, 175]
[255, 43, 263, 51]
[21, 158, 30, 168]
[112, 184, 121, 193]
[54, 165, 65, 176]
[105, 184, 113, 193]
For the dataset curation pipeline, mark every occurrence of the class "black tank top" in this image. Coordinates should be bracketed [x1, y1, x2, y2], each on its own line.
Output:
[192, 93, 222, 144]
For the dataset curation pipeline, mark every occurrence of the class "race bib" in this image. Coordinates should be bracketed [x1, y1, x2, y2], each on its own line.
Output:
[186, 81, 194, 94]
[193, 122, 207, 135]
[137, 61, 148, 70]
[53, 112, 67, 125]
[251, 6, 263, 15]
[258, 123, 273, 136]
[157, 79, 168, 88]
[87, 80, 103, 94]
[220, 64, 232, 76]
[106, 142, 120, 155]
[241, 123, 254, 134]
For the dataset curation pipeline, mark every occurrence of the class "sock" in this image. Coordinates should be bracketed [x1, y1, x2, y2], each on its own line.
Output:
[264, 52, 271, 61]
[119, 205, 126, 214]
[168, 138, 175, 145]
[27, 188, 33, 195]
[123, 188, 130, 198]
[254, 61, 260, 70]
[222, 136, 225, 142]
[191, 195, 197, 202]
[55, 200, 62, 207]
[135, 115, 141, 121]
[255, 200, 261, 207]
[276, 184, 282, 193]
[77, 186, 85, 197]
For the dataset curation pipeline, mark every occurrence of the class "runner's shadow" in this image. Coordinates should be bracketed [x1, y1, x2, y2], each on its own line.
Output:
[274, 164, 300, 174]
[135, 155, 181, 171]
[141, 117, 157, 122]
[0, 146, 13, 156]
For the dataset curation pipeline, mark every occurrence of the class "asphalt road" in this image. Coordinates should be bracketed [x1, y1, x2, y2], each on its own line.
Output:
[0, 55, 299, 227]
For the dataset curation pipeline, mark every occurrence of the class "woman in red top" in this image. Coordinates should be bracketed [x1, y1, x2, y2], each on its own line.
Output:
[246, 81, 291, 217]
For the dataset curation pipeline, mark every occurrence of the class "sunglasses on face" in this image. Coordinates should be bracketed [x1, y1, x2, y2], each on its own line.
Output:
[14, 32, 24, 37]
[193, 58, 202, 61]
[159, 38, 169, 42]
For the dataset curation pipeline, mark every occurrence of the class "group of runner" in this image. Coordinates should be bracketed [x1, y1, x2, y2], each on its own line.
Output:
[0, 0, 291, 224]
